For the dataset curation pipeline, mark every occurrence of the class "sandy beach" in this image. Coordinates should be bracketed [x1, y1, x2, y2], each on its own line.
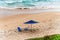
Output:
[0, 0, 60, 40]
[0, 10, 60, 40]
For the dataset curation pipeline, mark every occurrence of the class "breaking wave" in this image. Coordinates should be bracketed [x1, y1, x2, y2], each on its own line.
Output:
[0, 0, 60, 8]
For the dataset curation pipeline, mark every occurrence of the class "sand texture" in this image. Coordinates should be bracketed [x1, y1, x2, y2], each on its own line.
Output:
[0, 12, 60, 40]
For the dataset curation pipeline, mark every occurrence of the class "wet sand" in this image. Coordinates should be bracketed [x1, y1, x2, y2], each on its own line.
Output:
[0, 12, 60, 40]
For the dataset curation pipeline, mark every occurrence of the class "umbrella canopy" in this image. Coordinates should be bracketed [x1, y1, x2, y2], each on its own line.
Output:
[24, 20, 38, 24]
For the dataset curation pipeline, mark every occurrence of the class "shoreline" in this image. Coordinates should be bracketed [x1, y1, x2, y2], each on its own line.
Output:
[0, 8, 60, 18]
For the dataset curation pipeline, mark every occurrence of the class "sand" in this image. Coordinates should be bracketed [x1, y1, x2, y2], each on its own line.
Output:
[0, 10, 60, 40]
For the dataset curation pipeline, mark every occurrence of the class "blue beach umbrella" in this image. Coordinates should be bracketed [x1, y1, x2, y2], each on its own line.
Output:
[24, 20, 39, 30]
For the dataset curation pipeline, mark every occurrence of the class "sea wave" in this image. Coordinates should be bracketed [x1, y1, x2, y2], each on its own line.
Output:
[0, 0, 60, 9]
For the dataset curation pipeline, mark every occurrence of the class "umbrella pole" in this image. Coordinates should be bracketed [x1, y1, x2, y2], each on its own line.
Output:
[31, 24, 32, 32]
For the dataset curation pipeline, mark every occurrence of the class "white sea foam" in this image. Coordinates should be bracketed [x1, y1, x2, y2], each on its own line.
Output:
[0, 0, 60, 17]
[0, 0, 60, 9]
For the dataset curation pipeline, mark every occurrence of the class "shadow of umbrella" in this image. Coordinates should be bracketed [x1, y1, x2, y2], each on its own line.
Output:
[24, 20, 39, 32]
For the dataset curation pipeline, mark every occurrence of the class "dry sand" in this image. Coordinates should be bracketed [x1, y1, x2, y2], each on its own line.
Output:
[0, 12, 60, 40]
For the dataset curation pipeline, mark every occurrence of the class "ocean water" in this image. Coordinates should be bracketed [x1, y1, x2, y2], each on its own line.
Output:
[0, 0, 60, 8]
